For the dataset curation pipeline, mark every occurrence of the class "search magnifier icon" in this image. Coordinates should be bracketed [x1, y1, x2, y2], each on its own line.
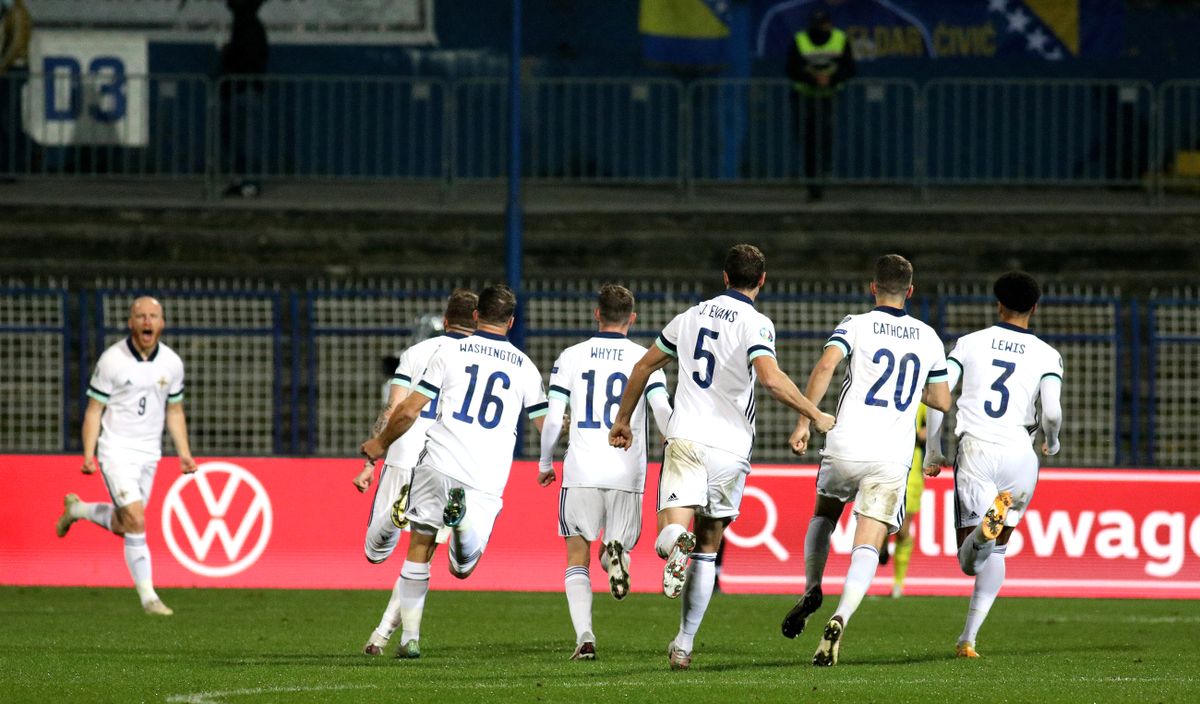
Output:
[724, 486, 790, 561]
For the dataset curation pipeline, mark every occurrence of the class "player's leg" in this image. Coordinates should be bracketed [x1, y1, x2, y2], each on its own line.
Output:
[655, 439, 707, 598]
[57, 451, 126, 537]
[364, 529, 436, 656]
[956, 447, 1037, 657]
[445, 488, 501, 579]
[670, 514, 726, 670]
[364, 463, 411, 564]
[101, 457, 169, 614]
[813, 467, 905, 667]
[782, 457, 850, 639]
[954, 440, 1008, 576]
[668, 449, 747, 670]
[602, 489, 642, 602]
[559, 486, 603, 658]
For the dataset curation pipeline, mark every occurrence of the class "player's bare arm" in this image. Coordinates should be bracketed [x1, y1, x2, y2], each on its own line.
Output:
[165, 402, 197, 474]
[361, 391, 429, 461]
[81, 397, 104, 474]
[609, 345, 671, 449]
[354, 385, 409, 492]
[752, 355, 834, 431]
[921, 380, 952, 413]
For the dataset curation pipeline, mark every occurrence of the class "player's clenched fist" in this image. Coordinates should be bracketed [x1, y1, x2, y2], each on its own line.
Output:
[81, 456, 98, 474]
[607, 421, 632, 450]
[813, 412, 836, 434]
[360, 437, 386, 462]
[180, 455, 198, 474]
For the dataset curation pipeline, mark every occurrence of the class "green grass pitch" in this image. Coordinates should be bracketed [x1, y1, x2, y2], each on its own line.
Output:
[1, 587, 1195, 703]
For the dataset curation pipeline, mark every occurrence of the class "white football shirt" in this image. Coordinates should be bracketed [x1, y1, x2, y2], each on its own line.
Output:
[87, 337, 185, 458]
[948, 323, 1064, 446]
[656, 289, 777, 459]
[385, 332, 469, 469]
[413, 331, 548, 497]
[822, 306, 948, 466]
[548, 333, 669, 491]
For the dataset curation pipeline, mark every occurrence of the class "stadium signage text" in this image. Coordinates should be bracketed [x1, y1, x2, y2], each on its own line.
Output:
[3, 458, 1197, 598]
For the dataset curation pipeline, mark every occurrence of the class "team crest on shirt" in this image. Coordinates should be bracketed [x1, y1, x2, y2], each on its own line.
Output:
[157, 376, 169, 389]
[759, 328, 774, 343]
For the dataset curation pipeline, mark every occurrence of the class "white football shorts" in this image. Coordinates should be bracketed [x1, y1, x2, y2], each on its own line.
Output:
[953, 435, 1039, 530]
[97, 447, 159, 509]
[557, 486, 643, 549]
[657, 438, 751, 520]
[816, 455, 908, 534]
[403, 463, 503, 547]
[364, 462, 449, 563]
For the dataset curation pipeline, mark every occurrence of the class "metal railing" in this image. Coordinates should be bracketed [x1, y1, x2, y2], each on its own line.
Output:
[4, 74, 1199, 199]
[0, 73, 210, 181]
[687, 79, 918, 188]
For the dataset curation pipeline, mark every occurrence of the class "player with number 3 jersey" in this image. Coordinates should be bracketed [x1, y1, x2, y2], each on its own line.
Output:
[924, 271, 1063, 660]
[780, 254, 951, 667]
[609, 245, 835, 671]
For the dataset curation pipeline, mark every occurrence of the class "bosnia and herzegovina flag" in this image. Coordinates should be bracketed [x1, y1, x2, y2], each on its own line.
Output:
[640, 0, 733, 69]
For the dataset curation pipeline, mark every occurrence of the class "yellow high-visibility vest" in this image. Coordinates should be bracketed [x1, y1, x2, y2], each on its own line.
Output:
[793, 28, 847, 96]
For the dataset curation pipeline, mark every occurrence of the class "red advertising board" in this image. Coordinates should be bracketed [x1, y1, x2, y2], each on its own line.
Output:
[3, 455, 1199, 598]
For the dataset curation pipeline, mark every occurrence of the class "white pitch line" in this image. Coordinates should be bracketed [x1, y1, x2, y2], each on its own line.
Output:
[166, 684, 377, 704]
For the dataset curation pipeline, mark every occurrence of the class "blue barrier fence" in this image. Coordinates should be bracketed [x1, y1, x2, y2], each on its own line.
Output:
[3, 282, 1186, 466]
[7, 75, 1200, 199]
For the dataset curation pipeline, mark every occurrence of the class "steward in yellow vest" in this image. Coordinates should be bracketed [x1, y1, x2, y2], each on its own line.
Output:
[787, 10, 855, 97]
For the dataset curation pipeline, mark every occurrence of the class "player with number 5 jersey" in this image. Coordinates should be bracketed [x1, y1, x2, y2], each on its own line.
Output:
[609, 245, 835, 671]
[780, 254, 951, 667]
[923, 271, 1063, 660]
[360, 285, 549, 660]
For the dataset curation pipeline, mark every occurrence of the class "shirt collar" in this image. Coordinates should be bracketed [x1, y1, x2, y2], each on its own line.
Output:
[445, 332, 469, 340]
[873, 305, 906, 317]
[473, 330, 507, 341]
[593, 331, 626, 339]
[996, 321, 1034, 336]
[719, 289, 754, 306]
[126, 336, 159, 362]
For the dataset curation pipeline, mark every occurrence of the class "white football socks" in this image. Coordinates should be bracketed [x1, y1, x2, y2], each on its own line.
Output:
[72, 501, 113, 531]
[675, 552, 717, 653]
[123, 533, 158, 605]
[564, 566, 593, 644]
[654, 523, 687, 560]
[449, 520, 483, 576]
[959, 545, 1007, 646]
[398, 560, 431, 644]
[374, 573, 407, 641]
[958, 525, 997, 576]
[832, 544, 880, 626]
[804, 516, 835, 592]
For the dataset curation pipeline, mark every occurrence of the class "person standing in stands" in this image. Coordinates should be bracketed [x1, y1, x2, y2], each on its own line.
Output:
[786, 7, 855, 202]
[220, 0, 269, 198]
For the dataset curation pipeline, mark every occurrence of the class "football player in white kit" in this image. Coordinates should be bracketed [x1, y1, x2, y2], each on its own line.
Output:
[538, 284, 673, 660]
[923, 271, 1063, 659]
[361, 285, 548, 659]
[55, 297, 196, 616]
[609, 245, 835, 670]
[353, 289, 477, 655]
[779, 255, 951, 666]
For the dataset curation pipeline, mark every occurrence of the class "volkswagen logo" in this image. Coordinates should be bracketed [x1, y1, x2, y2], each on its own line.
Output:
[161, 461, 273, 578]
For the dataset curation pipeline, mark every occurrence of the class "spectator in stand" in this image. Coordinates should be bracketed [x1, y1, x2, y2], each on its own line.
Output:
[0, 0, 31, 179]
[220, 0, 268, 198]
[786, 7, 855, 202]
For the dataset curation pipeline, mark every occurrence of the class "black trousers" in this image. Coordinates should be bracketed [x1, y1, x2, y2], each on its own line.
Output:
[792, 92, 834, 197]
